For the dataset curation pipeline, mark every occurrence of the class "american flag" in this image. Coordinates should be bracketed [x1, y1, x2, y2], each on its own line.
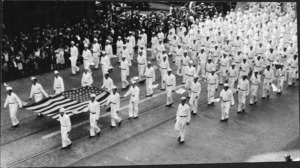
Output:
[23, 87, 110, 120]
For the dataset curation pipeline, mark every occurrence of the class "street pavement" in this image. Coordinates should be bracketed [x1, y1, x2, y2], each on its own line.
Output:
[1, 2, 299, 167]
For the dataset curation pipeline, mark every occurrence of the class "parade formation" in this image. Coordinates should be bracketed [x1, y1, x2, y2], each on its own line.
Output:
[2, 1, 298, 157]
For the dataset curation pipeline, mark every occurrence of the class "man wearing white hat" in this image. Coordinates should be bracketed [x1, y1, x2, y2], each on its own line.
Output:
[92, 38, 101, 70]
[116, 36, 124, 63]
[105, 40, 113, 61]
[156, 40, 165, 65]
[58, 108, 72, 149]
[239, 56, 250, 80]
[164, 68, 176, 107]
[181, 51, 190, 84]
[288, 54, 298, 86]
[175, 97, 191, 144]
[253, 55, 264, 74]
[175, 44, 183, 75]
[101, 72, 114, 93]
[275, 63, 285, 94]
[204, 57, 215, 78]
[157, 29, 164, 42]
[137, 35, 145, 52]
[189, 75, 201, 115]
[125, 38, 133, 66]
[206, 68, 219, 106]
[249, 71, 261, 105]
[262, 64, 274, 99]
[160, 53, 170, 90]
[129, 32, 136, 51]
[53, 70, 65, 95]
[81, 68, 93, 87]
[197, 49, 207, 78]
[219, 83, 235, 122]
[86, 94, 101, 138]
[120, 55, 130, 90]
[219, 54, 230, 85]
[137, 50, 147, 82]
[3, 87, 22, 127]
[29, 77, 49, 117]
[237, 75, 250, 113]
[185, 61, 196, 97]
[141, 29, 147, 47]
[122, 80, 140, 119]
[100, 51, 111, 80]
[106, 86, 122, 128]
[70, 41, 80, 75]
[144, 61, 156, 97]
[82, 43, 92, 70]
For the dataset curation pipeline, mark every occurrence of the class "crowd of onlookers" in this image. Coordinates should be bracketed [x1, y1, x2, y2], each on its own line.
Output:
[2, 2, 236, 81]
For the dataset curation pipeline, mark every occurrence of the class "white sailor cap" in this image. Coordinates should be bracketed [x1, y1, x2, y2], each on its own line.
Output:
[104, 72, 109, 75]
[118, 36, 121, 39]
[224, 83, 229, 87]
[54, 70, 59, 74]
[90, 94, 96, 98]
[84, 43, 88, 47]
[129, 31, 132, 34]
[6, 87, 12, 91]
[106, 40, 110, 43]
[31, 77, 36, 80]
[208, 56, 212, 60]
[148, 61, 151, 64]
[194, 75, 199, 79]
[181, 97, 186, 100]
[167, 68, 172, 72]
[189, 60, 193, 64]
[231, 62, 236, 65]
[122, 55, 126, 58]
[184, 50, 188, 53]
[59, 108, 65, 113]
[178, 44, 181, 46]
[131, 80, 136, 84]
[102, 51, 106, 54]
[112, 85, 117, 89]
[94, 38, 98, 42]
[71, 41, 75, 44]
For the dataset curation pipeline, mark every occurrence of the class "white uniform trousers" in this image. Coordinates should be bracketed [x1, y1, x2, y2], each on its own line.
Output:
[197, 62, 206, 78]
[54, 87, 63, 95]
[146, 77, 153, 95]
[221, 101, 231, 120]
[138, 64, 146, 81]
[249, 84, 259, 104]
[182, 65, 188, 83]
[151, 45, 157, 59]
[83, 59, 90, 69]
[207, 83, 216, 104]
[110, 105, 121, 127]
[129, 97, 139, 117]
[161, 69, 167, 89]
[262, 79, 271, 97]
[228, 77, 236, 93]
[175, 56, 182, 75]
[102, 65, 109, 78]
[90, 113, 100, 136]
[34, 93, 43, 102]
[185, 75, 193, 97]
[121, 69, 129, 89]
[288, 67, 297, 85]
[175, 116, 187, 141]
[189, 93, 199, 113]
[277, 76, 285, 92]
[61, 126, 72, 147]
[93, 53, 100, 69]
[166, 85, 173, 105]
[70, 57, 79, 74]
[219, 66, 228, 84]
[117, 47, 122, 62]
[238, 90, 247, 111]
[9, 104, 19, 126]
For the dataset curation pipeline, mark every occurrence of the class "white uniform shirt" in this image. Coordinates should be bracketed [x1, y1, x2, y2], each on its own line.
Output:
[207, 73, 219, 86]
[92, 43, 101, 53]
[106, 92, 120, 110]
[30, 83, 48, 99]
[116, 40, 124, 49]
[191, 82, 201, 95]
[82, 49, 92, 61]
[53, 76, 65, 92]
[220, 89, 235, 105]
[70, 46, 78, 58]
[102, 77, 114, 91]
[263, 69, 274, 82]
[237, 79, 250, 94]
[144, 67, 156, 82]
[176, 103, 191, 122]
[120, 59, 129, 75]
[250, 74, 261, 85]
[124, 86, 140, 101]
[164, 74, 176, 90]
[105, 45, 113, 55]
[59, 114, 71, 131]
[81, 72, 93, 87]
[137, 55, 147, 66]
[4, 93, 22, 108]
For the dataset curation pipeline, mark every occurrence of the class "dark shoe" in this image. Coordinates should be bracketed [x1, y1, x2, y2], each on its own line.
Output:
[191, 110, 194, 114]
[121, 88, 126, 90]
[169, 103, 173, 106]
[133, 116, 139, 119]
[249, 103, 254, 105]
[12, 124, 19, 128]
[224, 118, 228, 122]
[37, 114, 44, 118]
[182, 82, 185, 84]
[242, 109, 245, 113]
[254, 101, 257, 104]
[118, 121, 122, 127]
[211, 102, 214, 106]
[292, 82, 295, 85]
[110, 126, 116, 128]
[276, 92, 280, 95]
[61, 146, 68, 150]
[192, 113, 197, 115]
[237, 111, 241, 114]
[178, 137, 181, 142]
[207, 103, 211, 106]
[128, 117, 132, 120]
[96, 132, 101, 136]
[267, 95, 270, 99]
[160, 88, 166, 90]
[220, 119, 225, 122]
[262, 97, 266, 99]
[288, 85, 292, 87]
[149, 94, 153, 97]
[179, 141, 185, 144]
[89, 136, 95, 138]
[67, 143, 72, 149]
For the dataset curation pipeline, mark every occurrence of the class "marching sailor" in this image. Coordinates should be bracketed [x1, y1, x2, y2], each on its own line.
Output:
[175, 97, 191, 144]
[53, 70, 64, 95]
[3, 86, 22, 127]
[58, 108, 72, 149]
[29, 77, 49, 117]
[164, 68, 176, 107]
[106, 86, 122, 128]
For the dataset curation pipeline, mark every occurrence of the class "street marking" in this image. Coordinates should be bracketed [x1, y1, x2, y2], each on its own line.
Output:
[42, 84, 185, 139]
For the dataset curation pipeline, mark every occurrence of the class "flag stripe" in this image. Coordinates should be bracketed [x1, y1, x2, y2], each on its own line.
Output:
[26, 96, 66, 110]
[35, 99, 75, 113]
[39, 100, 79, 115]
